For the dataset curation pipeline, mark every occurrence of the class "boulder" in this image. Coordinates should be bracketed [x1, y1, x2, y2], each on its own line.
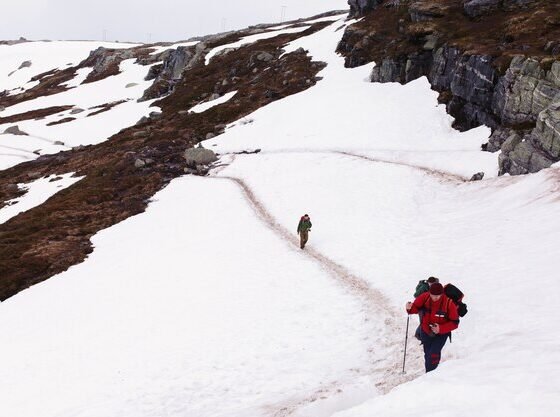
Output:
[463, 0, 501, 18]
[3, 125, 28, 136]
[18, 60, 32, 69]
[470, 172, 485, 181]
[256, 52, 274, 62]
[183, 147, 218, 166]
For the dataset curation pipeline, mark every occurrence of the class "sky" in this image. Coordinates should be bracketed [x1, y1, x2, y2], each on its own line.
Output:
[1, 0, 348, 43]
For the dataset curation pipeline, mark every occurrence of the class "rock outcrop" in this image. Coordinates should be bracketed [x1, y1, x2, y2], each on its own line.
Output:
[338, 0, 560, 175]
[140, 43, 207, 101]
[348, 0, 384, 17]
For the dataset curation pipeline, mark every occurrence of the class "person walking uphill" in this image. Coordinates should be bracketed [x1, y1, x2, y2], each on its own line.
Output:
[406, 283, 459, 372]
[297, 214, 312, 249]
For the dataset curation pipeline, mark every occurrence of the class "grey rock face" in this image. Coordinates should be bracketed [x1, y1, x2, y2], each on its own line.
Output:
[83, 47, 132, 79]
[451, 55, 497, 107]
[184, 147, 218, 166]
[493, 57, 544, 125]
[534, 102, 560, 159]
[485, 128, 516, 152]
[70, 108, 84, 114]
[429, 47, 461, 90]
[348, 0, 383, 17]
[463, 0, 501, 18]
[370, 52, 432, 84]
[499, 130, 556, 175]
[140, 43, 207, 101]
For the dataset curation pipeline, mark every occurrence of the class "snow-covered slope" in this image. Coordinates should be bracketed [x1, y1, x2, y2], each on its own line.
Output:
[0, 14, 559, 417]
[0, 41, 157, 170]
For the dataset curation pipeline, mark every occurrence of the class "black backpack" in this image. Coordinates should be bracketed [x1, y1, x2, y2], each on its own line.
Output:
[444, 283, 468, 317]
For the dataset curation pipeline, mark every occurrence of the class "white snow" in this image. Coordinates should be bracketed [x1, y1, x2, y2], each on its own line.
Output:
[205, 26, 311, 65]
[0, 173, 83, 224]
[148, 41, 199, 55]
[61, 67, 93, 88]
[188, 90, 238, 113]
[0, 14, 559, 417]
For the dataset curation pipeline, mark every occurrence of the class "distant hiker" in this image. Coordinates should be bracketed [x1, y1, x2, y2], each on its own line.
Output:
[406, 283, 459, 373]
[297, 214, 312, 249]
[414, 276, 439, 298]
[413, 276, 439, 340]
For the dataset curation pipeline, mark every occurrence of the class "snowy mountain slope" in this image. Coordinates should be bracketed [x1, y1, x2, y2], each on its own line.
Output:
[0, 41, 137, 94]
[0, 10, 559, 417]
[0, 42, 159, 169]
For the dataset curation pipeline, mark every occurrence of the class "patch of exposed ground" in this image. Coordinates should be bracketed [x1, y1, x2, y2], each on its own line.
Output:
[0, 106, 73, 124]
[0, 22, 331, 301]
[86, 100, 128, 117]
[46, 117, 76, 126]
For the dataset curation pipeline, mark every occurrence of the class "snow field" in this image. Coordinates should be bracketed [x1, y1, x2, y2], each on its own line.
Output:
[0, 176, 377, 417]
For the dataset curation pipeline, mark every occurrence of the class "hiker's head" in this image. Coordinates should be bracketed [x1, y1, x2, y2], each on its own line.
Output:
[429, 283, 444, 300]
[304, 214, 309, 218]
[427, 276, 439, 285]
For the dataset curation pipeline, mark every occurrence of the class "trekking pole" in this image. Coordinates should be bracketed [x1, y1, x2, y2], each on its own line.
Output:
[402, 315, 410, 373]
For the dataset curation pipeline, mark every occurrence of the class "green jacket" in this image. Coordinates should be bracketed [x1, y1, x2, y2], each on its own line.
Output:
[297, 217, 312, 233]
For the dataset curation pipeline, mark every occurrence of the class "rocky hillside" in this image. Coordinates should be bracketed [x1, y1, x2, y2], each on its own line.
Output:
[339, 0, 560, 175]
[0, 13, 340, 301]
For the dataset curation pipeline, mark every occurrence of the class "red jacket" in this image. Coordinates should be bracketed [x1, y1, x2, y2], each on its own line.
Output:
[408, 292, 459, 335]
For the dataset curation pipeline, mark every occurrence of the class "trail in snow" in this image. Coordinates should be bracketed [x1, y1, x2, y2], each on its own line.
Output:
[209, 155, 426, 416]
[335, 152, 469, 183]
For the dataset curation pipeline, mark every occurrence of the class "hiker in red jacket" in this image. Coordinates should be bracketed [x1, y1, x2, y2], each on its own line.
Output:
[406, 283, 459, 372]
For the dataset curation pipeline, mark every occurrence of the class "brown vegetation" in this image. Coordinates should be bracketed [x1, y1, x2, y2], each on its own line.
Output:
[0, 106, 73, 125]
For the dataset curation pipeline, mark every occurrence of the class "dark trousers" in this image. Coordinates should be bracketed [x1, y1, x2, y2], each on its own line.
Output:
[299, 230, 309, 249]
[418, 329, 449, 372]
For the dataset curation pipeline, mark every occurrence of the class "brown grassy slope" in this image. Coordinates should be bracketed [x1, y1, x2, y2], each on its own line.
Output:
[338, 0, 560, 70]
[0, 23, 329, 301]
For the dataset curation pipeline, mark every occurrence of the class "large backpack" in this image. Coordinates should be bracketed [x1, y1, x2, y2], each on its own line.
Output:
[414, 280, 430, 298]
[444, 283, 468, 317]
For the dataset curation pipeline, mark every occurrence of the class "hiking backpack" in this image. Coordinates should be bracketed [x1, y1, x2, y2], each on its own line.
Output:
[444, 283, 468, 317]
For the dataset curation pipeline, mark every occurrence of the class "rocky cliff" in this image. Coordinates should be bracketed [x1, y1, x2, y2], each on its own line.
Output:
[338, 0, 560, 175]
